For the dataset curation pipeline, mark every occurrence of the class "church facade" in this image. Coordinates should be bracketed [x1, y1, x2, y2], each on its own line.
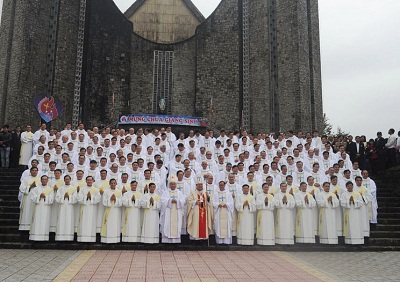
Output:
[0, 0, 323, 133]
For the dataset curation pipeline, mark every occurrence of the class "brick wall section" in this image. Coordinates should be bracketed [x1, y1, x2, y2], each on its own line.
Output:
[276, 0, 298, 132]
[129, 36, 197, 117]
[2, 0, 51, 127]
[0, 0, 16, 124]
[130, 34, 158, 115]
[275, 0, 321, 133]
[308, 0, 323, 132]
[248, 0, 271, 134]
[83, 0, 132, 128]
[171, 39, 197, 117]
[51, 0, 80, 130]
[195, 0, 241, 132]
[296, 0, 313, 131]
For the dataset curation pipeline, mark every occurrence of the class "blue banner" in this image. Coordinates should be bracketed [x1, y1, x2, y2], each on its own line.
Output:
[119, 114, 208, 127]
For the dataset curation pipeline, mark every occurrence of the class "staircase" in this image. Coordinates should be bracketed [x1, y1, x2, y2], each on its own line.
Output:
[369, 175, 400, 247]
[1, 168, 400, 250]
[0, 168, 25, 246]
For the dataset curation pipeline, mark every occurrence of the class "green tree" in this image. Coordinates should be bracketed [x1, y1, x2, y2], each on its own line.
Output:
[335, 126, 350, 138]
[322, 113, 333, 135]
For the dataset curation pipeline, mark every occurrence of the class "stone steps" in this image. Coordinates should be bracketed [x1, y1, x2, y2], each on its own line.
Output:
[0, 170, 400, 250]
[0, 218, 19, 226]
[1, 238, 400, 252]
[0, 225, 19, 233]
[379, 218, 400, 224]
[377, 207, 400, 213]
[369, 238, 400, 246]
[0, 212, 20, 219]
[0, 200, 20, 207]
[373, 224, 400, 231]
[370, 231, 400, 238]
[377, 213, 400, 219]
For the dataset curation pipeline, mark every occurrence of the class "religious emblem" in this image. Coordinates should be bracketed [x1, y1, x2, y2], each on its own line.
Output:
[159, 98, 166, 112]
[34, 94, 63, 123]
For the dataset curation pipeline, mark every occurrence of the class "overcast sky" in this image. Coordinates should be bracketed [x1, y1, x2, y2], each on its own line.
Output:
[0, 0, 399, 139]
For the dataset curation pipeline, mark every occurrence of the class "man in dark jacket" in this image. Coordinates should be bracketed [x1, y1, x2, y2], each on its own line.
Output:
[375, 131, 387, 173]
[0, 125, 12, 168]
[346, 135, 357, 163]
[354, 136, 366, 169]
[10, 126, 21, 167]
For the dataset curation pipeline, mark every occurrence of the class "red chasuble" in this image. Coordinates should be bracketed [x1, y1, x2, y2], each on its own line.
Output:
[198, 193, 207, 239]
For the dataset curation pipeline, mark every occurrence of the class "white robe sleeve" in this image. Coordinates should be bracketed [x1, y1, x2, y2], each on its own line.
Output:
[361, 189, 373, 205]
[77, 190, 85, 204]
[19, 180, 29, 194]
[212, 192, 220, 210]
[122, 192, 133, 207]
[103, 191, 112, 207]
[31, 188, 41, 204]
[353, 194, 363, 209]
[256, 194, 274, 211]
[123, 192, 140, 207]
[331, 195, 339, 208]
[153, 196, 161, 210]
[286, 196, 296, 209]
[248, 197, 257, 213]
[177, 191, 185, 209]
[69, 191, 78, 204]
[43, 190, 54, 205]
[161, 190, 171, 211]
[225, 192, 234, 213]
[91, 191, 101, 205]
[316, 193, 338, 208]
[235, 197, 244, 212]
[295, 193, 305, 208]
[316, 193, 327, 207]
[55, 189, 64, 204]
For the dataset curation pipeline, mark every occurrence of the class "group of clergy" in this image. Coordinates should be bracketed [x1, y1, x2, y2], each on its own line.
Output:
[17, 123, 378, 245]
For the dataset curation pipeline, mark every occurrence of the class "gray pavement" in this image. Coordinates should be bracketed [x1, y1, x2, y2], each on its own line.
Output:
[0, 250, 399, 281]
[287, 252, 400, 282]
[0, 250, 80, 282]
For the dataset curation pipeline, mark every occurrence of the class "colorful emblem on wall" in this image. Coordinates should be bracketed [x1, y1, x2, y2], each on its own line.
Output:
[34, 95, 63, 123]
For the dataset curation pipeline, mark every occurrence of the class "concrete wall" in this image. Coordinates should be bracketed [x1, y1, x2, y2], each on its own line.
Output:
[82, 0, 132, 128]
[275, 0, 323, 133]
[0, 0, 52, 127]
[248, 0, 271, 134]
[0, 0, 16, 125]
[129, 34, 197, 117]
[51, 0, 81, 129]
[195, 0, 241, 131]
[308, 0, 323, 132]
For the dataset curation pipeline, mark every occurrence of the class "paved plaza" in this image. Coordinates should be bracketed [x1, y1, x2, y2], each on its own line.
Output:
[0, 250, 398, 282]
